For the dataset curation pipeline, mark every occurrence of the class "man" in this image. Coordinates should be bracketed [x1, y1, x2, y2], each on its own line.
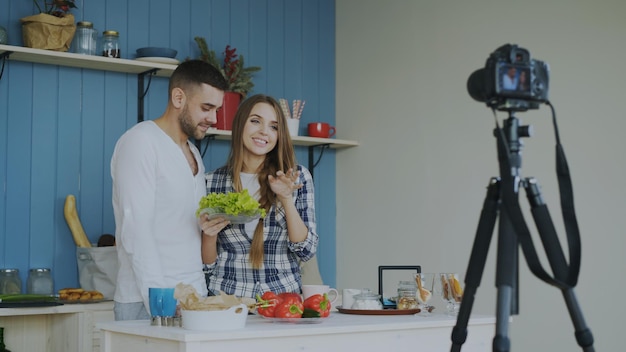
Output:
[111, 60, 228, 320]
[502, 66, 518, 90]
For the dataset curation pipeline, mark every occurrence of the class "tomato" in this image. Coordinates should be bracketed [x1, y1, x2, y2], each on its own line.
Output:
[303, 293, 331, 317]
[256, 291, 282, 318]
[275, 300, 304, 318]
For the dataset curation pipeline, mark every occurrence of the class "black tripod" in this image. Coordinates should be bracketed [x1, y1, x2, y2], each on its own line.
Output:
[450, 109, 595, 352]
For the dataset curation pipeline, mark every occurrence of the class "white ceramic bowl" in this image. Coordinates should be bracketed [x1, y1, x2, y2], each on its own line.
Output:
[181, 304, 248, 331]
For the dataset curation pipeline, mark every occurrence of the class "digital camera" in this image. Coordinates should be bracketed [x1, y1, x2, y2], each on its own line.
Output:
[467, 44, 549, 111]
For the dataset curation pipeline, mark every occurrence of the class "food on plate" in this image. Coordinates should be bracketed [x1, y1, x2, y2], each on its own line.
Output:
[256, 291, 281, 318]
[174, 283, 255, 311]
[303, 293, 331, 317]
[256, 290, 324, 319]
[58, 288, 104, 301]
[0, 294, 57, 303]
[196, 190, 266, 218]
[274, 299, 304, 318]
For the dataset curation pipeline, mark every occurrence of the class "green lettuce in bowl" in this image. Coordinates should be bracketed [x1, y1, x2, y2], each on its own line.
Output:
[196, 190, 266, 224]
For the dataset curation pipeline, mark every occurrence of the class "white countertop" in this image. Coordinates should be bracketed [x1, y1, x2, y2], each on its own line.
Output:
[0, 300, 114, 316]
[97, 312, 495, 342]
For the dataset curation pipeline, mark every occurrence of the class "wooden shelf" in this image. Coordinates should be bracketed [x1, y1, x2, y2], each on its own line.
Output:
[0, 44, 177, 77]
[206, 129, 358, 149]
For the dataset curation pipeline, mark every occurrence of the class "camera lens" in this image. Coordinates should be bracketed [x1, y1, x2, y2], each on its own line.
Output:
[467, 69, 487, 103]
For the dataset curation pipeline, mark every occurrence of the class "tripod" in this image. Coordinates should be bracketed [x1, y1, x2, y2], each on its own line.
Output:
[450, 110, 595, 352]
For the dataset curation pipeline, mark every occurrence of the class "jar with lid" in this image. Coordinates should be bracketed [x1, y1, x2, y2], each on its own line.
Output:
[396, 280, 418, 310]
[351, 289, 383, 310]
[0, 268, 22, 294]
[74, 21, 98, 55]
[101, 30, 120, 58]
[27, 268, 54, 295]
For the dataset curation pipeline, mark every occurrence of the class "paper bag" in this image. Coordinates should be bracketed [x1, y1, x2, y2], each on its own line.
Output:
[21, 13, 76, 51]
[76, 246, 118, 299]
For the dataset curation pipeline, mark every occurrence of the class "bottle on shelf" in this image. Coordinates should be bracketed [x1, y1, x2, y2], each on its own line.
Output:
[101, 30, 120, 58]
[26, 268, 53, 295]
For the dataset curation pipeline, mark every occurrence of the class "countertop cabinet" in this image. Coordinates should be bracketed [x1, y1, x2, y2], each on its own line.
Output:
[0, 301, 115, 352]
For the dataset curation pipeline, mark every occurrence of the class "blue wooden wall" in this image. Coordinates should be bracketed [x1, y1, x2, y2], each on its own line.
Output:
[0, 0, 337, 291]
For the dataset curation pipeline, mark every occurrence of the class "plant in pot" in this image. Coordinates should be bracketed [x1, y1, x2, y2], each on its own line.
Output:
[195, 36, 262, 130]
[21, 0, 78, 51]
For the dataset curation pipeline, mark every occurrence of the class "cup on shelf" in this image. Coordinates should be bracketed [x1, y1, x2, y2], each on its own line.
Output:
[307, 122, 336, 138]
[287, 118, 300, 136]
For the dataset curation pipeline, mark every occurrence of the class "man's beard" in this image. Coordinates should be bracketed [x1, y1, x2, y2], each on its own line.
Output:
[179, 105, 204, 140]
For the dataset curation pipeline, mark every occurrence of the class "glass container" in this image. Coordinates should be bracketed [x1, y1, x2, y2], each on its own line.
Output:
[101, 30, 120, 58]
[0, 268, 22, 294]
[74, 21, 97, 55]
[27, 268, 54, 295]
[351, 289, 383, 310]
[396, 280, 418, 310]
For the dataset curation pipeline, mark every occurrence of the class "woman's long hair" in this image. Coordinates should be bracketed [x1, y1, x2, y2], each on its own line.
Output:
[227, 94, 297, 269]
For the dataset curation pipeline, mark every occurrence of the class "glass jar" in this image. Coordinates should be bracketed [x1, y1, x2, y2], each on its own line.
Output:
[74, 21, 98, 55]
[27, 268, 54, 295]
[351, 289, 383, 310]
[0, 268, 22, 294]
[396, 280, 418, 310]
[101, 30, 120, 58]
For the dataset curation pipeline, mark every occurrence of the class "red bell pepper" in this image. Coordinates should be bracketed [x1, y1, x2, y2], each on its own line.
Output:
[303, 293, 332, 317]
[275, 299, 304, 318]
[256, 291, 282, 318]
[277, 292, 303, 304]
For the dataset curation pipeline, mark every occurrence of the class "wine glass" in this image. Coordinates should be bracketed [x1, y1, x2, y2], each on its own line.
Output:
[439, 273, 463, 316]
[414, 273, 435, 314]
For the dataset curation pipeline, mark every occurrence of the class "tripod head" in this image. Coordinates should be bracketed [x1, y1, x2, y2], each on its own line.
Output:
[494, 112, 533, 191]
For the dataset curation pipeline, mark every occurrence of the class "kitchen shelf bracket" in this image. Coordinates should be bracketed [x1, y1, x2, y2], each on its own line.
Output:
[137, 68, 158, 123]
[308, 144, 331, 178]
[0, 50, 12, 80]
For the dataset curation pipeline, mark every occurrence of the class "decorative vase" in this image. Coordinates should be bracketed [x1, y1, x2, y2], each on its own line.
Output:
[20, 13, 76, 51]
[214, 91, 241, 130]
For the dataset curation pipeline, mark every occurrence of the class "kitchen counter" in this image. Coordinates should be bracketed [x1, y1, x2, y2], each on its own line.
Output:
[0, 300, 114, 352]
[98, 312, 495, 352]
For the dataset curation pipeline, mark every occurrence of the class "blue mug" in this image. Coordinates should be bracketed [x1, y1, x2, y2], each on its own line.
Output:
[148, 287, 177, 317]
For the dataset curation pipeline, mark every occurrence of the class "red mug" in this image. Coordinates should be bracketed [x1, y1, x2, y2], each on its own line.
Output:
[307, 122, 336, 138]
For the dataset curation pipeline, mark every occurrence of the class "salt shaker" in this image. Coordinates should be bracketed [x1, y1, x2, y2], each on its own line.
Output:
[101, 30, 120, 58]
[74, 21, 98, 55]
[27, 268, 54, 295]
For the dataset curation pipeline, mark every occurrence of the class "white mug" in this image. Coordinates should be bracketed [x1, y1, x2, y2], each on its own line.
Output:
[341, 288, 361, 309]
[302, 284, 338, 304]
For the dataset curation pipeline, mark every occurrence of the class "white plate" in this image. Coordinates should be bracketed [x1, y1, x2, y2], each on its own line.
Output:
[135, 57, 179, 64]
[261, 316, 326, 324]
[198, 208, 262, 224]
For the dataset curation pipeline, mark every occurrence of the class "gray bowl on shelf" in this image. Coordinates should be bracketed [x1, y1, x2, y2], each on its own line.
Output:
[136, 47, 177, 58]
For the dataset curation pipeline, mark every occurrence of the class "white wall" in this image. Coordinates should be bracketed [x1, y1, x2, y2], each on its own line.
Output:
[335, 1, 624, 351]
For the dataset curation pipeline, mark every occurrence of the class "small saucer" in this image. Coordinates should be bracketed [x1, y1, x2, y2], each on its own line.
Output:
[135, 57, 179, 64]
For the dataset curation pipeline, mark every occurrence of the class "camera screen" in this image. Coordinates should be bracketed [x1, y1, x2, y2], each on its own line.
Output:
[498, 64, 531, 94]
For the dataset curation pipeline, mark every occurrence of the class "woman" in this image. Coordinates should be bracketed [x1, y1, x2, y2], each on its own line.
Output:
[200, 94, 319, 298]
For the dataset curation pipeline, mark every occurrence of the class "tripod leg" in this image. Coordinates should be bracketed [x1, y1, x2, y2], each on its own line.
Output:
[451, 178, 500, 352]
[492, 206, 517, 352]
[563, 288, 595, 352]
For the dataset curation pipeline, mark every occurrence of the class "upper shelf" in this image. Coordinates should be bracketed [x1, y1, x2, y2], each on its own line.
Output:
[0, 44, 358, 149]
[206, 129, 358, 149]
[0, 44, 177, 77]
